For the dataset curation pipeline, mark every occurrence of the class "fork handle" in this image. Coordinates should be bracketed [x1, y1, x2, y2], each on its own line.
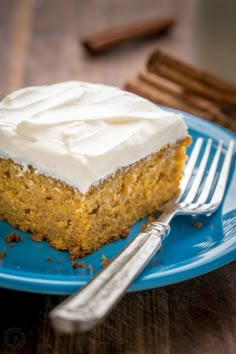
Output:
[50, 222, 170, 333]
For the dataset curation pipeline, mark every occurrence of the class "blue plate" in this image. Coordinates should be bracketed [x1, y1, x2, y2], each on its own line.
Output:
[0, 111, 235, 295]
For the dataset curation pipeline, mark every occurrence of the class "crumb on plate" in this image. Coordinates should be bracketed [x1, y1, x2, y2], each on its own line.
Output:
[72, 262, 79, 269]
[78, 262, 86, 268]
[101, 254, 112, 268]
[192, 221, 203, 228]
[5, 232, 22, 243]
[0, 251, 6, 259]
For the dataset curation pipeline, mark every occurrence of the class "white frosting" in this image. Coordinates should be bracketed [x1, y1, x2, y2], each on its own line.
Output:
[0, 81, 188, 193]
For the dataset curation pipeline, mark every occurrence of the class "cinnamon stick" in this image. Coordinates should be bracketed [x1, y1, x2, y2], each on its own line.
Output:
[125, 78, 212, 118]
[139, 70, 182, 96]
[125, 77, 236, 131]
[148, 49, 236, 97]
[147, 60, 236, 108]
[139, 71, 229, 124]
[82, 17, 175, 54]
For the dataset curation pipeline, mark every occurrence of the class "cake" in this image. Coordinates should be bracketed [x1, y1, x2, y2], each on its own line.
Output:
[0, 81, 191, 257]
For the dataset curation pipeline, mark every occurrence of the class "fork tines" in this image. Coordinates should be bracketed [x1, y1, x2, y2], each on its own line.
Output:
[180, 138, 235, 212]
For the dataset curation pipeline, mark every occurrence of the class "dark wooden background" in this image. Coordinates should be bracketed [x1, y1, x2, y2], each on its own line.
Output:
[0, 1, 235, 353]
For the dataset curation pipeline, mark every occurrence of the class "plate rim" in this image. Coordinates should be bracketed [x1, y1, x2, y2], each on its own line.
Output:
[0, 111, 236, 294]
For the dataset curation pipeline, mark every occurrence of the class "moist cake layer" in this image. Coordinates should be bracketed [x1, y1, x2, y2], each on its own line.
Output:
[0, 81, 188, 194]
[0, 138, 190, 255]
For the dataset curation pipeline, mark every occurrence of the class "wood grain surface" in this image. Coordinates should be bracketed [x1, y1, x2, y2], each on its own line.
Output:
[0, 1, 235, 353]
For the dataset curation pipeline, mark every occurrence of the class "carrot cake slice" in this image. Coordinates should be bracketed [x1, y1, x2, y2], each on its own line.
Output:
[0, 81, 191, 256]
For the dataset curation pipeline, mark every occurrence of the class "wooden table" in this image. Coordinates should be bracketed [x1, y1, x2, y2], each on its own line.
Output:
[0, 1, 235, 353]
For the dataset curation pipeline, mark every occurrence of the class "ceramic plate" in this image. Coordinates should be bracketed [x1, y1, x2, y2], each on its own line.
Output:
[0, 111, 235, 294]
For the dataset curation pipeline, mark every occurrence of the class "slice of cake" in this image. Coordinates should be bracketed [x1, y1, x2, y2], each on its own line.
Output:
[0, 81, 191, 257]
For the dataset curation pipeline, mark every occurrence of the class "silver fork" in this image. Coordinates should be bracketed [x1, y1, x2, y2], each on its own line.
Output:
[50, 138, 235, 333]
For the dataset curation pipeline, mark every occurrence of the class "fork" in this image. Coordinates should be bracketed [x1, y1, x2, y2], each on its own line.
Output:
[50, 138, 235, 333]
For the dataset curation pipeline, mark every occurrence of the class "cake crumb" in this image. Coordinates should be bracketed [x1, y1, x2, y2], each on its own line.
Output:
[101, 254, 112, 268]
[72, 262, 79, 269]
[0, 251, 6, 259]
[88, 264, 93, 273]
[31, 234, 43, 242]
[119, 228, 130, 239]
[102, 259, 112, 268]
[47, 257, 52, 263]
[5, 232, 22, 243]
[72, 261, 86, 269]
[9, 243, 14, 248]
[192, 221, 203, 228]
[78, 262, 86, 268]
